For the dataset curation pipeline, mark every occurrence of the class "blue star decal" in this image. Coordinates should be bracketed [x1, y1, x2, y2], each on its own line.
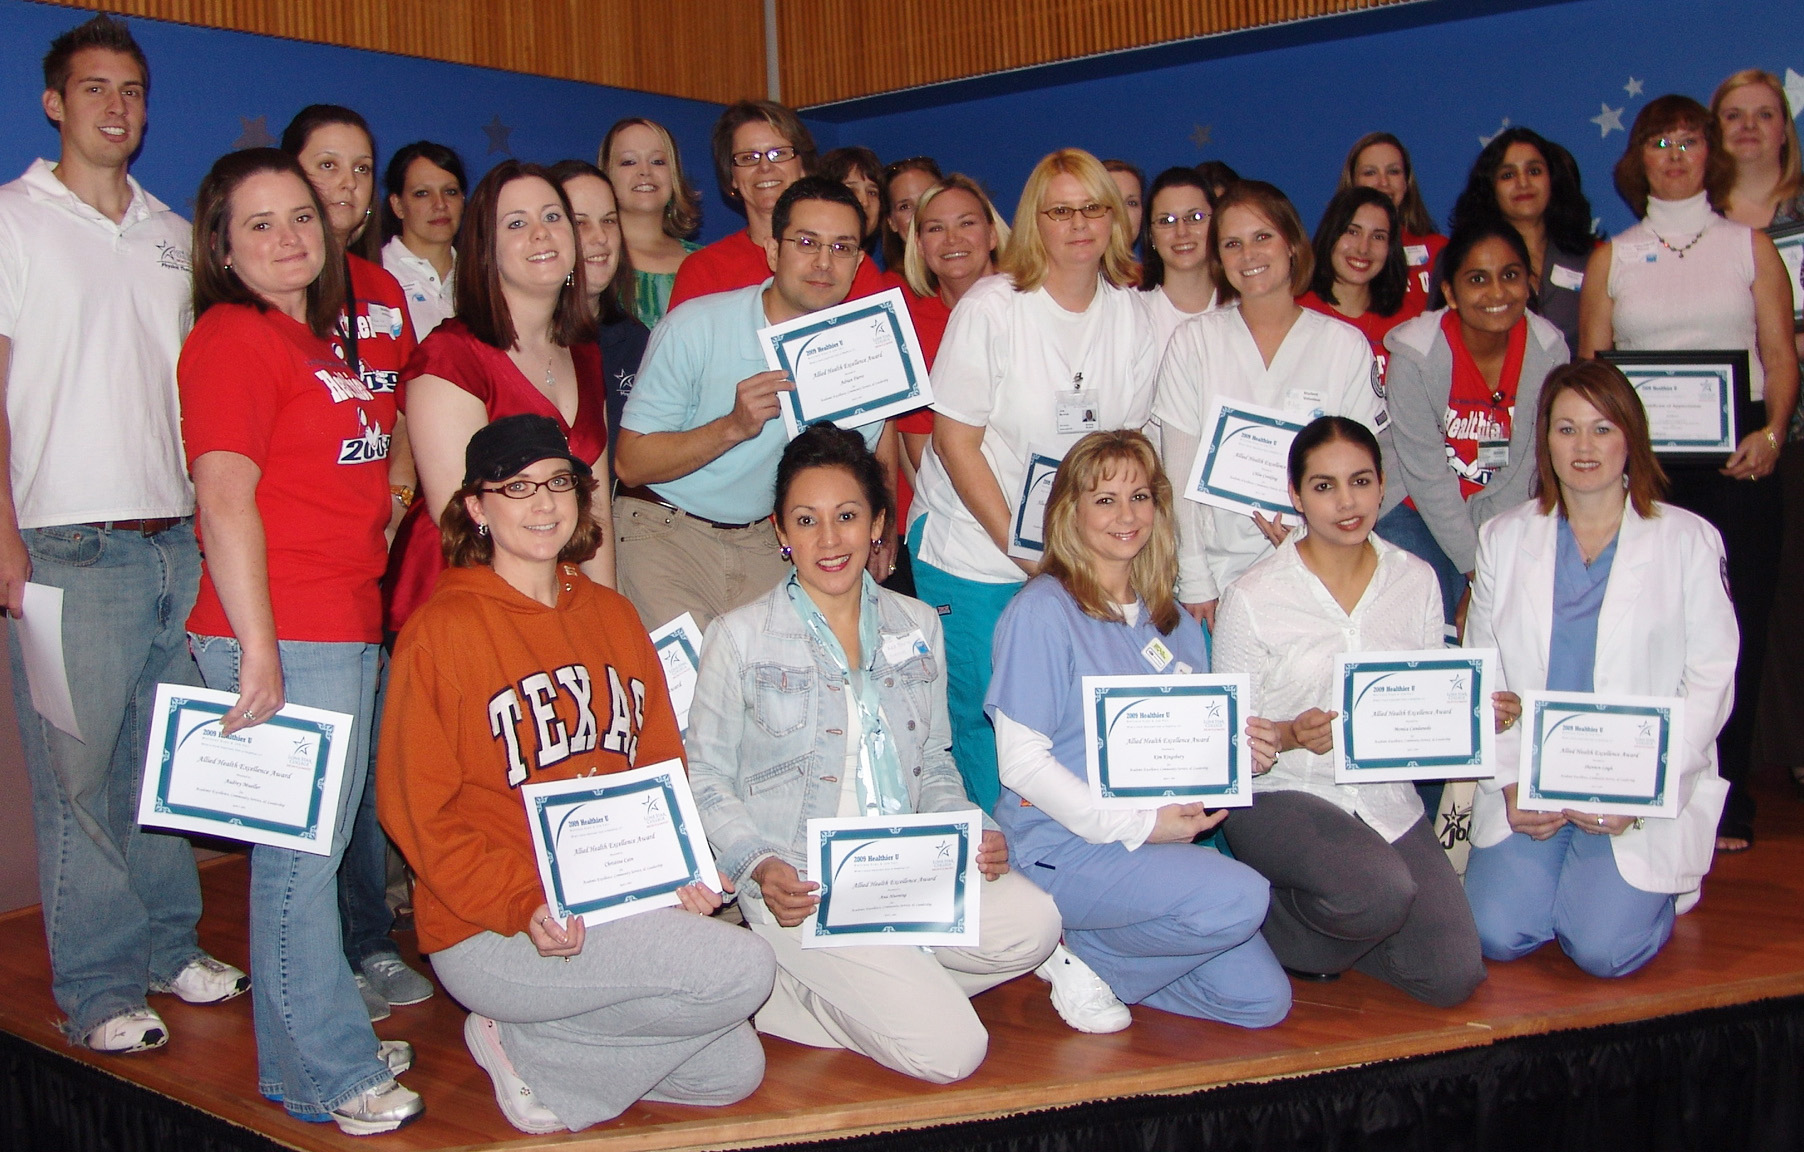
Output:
[233, 115, 275, 150]
[482, 114, 513, 156]
[1189, 124, 1212, 150]
[1624, 77, 1644, 99]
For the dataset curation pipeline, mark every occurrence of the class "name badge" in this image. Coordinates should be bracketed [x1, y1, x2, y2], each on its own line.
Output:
[1142, 637, 1174, 671]
[366, 302, 405, 340]
[1405, 244, 1430, 266]
[1056, 390, 1102, 435]
[1617, 239, 1659, 264]
[1477, 439, 1509, 469]
[882, 630, 931, 667]
[1549, 264, 1585, 291]
[1284, 387, 1327, 419]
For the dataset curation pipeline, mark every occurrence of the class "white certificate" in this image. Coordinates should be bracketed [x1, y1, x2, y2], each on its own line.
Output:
[1629, 370, 1734, 451]
[1008, 447, 1063, 559]
[1181, 399, 1304, 519]
[801, 811, 980, 948]
[648, 612, 703, 737]
[1516, 691, 1683, 818]
[1333, 649, 1497, 783]
[760, 287, 932, 438]
[522, 760, 719, 927]
[1083, 674, 1253, 808]
[137, 683, 351, 856]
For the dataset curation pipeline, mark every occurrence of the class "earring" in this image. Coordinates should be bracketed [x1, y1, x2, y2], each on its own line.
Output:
[870, 537, 883, 549]
[779, 545, 792, 561]
[564, 270, 574, 287]
[477, 523, 489, 537]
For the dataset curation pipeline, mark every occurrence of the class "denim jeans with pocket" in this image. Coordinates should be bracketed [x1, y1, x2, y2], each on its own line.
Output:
[191, 634, 390, 1117]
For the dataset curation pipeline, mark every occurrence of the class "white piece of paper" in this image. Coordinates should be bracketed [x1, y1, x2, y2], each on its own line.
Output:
[1631, 371, 1733, 449]
[1082, 673, 1253, 808]
[801, 811, 981, 948]
[759, 287, 933, 439]
[137, 684, 352, 855]
[648, 613, 704, 737]
[14, 582, 81, 740]
[1515, 691, 1683, 818]
[1181, 399, 1304, 520]
[1333, 649, 1497, 783]
[1007, 447, 1063, 559]
[521, 759, 720, 926]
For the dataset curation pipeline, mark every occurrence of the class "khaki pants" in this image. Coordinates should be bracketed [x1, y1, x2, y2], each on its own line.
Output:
[614, 495, 790, 633]
[742, 868, 1060, 1083]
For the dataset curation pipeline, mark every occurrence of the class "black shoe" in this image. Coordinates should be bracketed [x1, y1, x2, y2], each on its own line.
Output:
[1282, 966, 1341, 982]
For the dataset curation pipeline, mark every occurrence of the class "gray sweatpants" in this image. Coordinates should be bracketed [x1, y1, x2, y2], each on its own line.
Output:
[1220, 791, 1486, 1008]
[430, 908, 776, 1130]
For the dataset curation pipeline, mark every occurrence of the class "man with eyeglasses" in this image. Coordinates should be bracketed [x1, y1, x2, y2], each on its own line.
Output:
[614, 178, 888, 632]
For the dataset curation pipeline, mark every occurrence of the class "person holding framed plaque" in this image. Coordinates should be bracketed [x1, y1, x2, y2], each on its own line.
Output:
[379, 416, 774, 1133]
[1212, 418, 1487, 1006]
[1463, 361, 1737, 977]
[688, 425, 1060, 1084]
[987, 431, 1292, 1033]
[1577, 94, 1798, 855]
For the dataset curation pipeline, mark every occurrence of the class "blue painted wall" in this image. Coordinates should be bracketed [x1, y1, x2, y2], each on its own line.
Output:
[0, 0, 743, 239]
[809, 0, 1804, 239]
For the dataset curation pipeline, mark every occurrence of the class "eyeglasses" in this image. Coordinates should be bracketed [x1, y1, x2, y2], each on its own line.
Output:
[1152, 209, 1211, 229]
[731, 146, 799, 168]
[1647, 136, 1702, 152]
[1040, 202, 1111, 222]
[481, 472, 579, 499]
[780, 235, 862, 260]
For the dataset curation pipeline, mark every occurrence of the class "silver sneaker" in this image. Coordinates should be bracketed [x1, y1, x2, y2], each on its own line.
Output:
[353, 972, 391, 1022]
[330, 1079, 423, 1136]
[1036, 944, 1132, 1033]
[361, 953, 433, 1006]
[149, 955, 249, 1005]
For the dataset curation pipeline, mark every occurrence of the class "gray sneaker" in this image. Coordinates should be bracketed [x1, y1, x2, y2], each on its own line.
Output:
[361, 953, 433, 1006]
[330, 1079, 423, 1136]
[352, 972, 390, 1022]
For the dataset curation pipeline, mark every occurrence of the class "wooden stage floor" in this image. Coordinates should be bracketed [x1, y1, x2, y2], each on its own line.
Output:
[4, 782, 1803, 1152]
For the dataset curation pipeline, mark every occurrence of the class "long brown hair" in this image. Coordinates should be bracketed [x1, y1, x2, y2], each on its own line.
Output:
[1041, 430, 1181, 635]
[191, 148, 346, 339]
[454, 161, 597, 351]
[1533, 360, 1666, 519]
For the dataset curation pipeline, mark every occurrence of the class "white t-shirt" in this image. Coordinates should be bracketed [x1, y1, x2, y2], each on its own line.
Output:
[1136, 283, 1220, 366]
[1153, 305, 1383, 602]
[913, 274, 1159, 582]
[0, 160, 194, 526]
[382, 235, 456, 338]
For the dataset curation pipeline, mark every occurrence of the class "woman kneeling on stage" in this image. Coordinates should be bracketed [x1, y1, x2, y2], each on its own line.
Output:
[688, 424, 1062, 1084]
[378, 415, 775, 1133]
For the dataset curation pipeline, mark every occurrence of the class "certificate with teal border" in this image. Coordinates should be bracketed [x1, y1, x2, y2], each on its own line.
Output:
[1599, 350, 1750, 463]
[1082, 673, 1253, 808]
[649, 612, 703, 736]
[1008, 448, 1063, 559]
[801, 811, 980, 949]
[1181, 398, 1305, 518]
[1516, 691, 1683, 819]
[136, 683, 351, 856]
[1333, 649, 1497, 783]
[760, 287, 932, 439]
[522, 759, 719, 927]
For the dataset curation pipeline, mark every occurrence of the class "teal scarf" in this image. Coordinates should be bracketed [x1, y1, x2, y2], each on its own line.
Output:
[785, 571, 910, 817]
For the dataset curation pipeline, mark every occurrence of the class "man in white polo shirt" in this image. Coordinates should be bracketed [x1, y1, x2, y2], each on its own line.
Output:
[0, 14, 246, 1055]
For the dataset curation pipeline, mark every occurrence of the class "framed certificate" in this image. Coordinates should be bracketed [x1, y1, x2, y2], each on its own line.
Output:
[1333, 649, 1497, 783]
[137, 683, 352, 856]
[1770, 221, 1804, 326]
[1008, 448, 1062, 560]
[802, 811, 980, 948]
[1181, 399, 1304, 519]
[648, 612, 703, 737]
[1599, 350, 1751, 462]
[1083, 673, 1253, 808]
[759, 287, 933, 438]
[522, 759, 719, 927]
[1515, 691, 1683, 818]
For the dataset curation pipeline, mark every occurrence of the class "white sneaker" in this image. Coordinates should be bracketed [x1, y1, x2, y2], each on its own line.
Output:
[463, 1013, 563, 1134]
[329, 1079, 423, 1136]
[378, 1039, 413, 1077]
[1035, 944, 1131, 1033]
[85, 1007, 168, 1053]
[149, 955, 249, 1005]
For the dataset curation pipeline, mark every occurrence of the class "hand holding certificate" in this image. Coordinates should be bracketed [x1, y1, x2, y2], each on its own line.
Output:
[522, 760, 720, 927]
[1333, 650, 1497, 783]
[1181, 399, 1306, 519]
[1515, 691, 1683, 819]
[1083, 674, 1253, 807]
[759, 287, 933, 438]
[802, 811, 980, 948]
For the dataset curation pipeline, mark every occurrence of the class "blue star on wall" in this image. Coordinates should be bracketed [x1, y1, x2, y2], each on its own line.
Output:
[233, 115, 275, 150]
[1189, 124, 1212, 149]
[1591, 103, 1625, 138]
[1624, 77, 1644, 98]
[482, 114, 513, 156]
[1479, 117, 1511, 147]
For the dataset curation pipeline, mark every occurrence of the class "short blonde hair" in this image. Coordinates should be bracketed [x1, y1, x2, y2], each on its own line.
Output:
[1711, 69, 1803, 205]
[902, 174, 1011, 298]
[1000, 149, 1138, 293]
[1041, 430, 1181, 636]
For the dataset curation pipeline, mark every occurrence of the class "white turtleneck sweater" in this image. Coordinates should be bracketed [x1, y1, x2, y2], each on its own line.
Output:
[1607, 191, 1764, 399]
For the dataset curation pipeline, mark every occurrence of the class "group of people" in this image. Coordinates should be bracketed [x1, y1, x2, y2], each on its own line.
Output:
[3, 9, 1796, 1139]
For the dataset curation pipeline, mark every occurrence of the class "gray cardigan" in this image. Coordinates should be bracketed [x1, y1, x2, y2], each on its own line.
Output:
[1377, 308, 1569, 574]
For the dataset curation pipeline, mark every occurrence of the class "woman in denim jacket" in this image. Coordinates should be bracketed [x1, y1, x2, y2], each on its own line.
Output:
[689, 424, 1061, 1084]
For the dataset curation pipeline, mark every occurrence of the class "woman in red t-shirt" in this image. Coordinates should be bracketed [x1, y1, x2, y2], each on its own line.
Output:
[1339, 132, 1446, 315]
[390, 161, 610, 630]
[1299, 186, 1416, 376]
[178, 149, 420, 1135]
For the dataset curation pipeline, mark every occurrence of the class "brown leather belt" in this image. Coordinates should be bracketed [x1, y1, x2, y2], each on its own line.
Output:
[82, 517, 183, 536]
[615, 484, 758, 530]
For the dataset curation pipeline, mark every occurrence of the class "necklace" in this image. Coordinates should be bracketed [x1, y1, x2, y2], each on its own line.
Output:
[544, 353, 555, 392]
[1649, 225, 1706, 259]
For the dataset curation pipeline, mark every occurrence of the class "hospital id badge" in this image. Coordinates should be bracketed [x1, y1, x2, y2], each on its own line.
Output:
[1056, 390, 1102, 435]
[1477, 439, 1509, 469]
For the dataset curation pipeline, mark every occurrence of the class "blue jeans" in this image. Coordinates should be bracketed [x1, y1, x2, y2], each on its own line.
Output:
[191, 635, 389, 1117]
[1463, 824, 1676, 978]
[7, 522, 205, 1038]
[338, 647, 396, 968]
[1375, 503, 1466, 627]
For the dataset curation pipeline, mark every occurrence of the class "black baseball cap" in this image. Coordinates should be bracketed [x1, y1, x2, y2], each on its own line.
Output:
[463, 414, 593, 486]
